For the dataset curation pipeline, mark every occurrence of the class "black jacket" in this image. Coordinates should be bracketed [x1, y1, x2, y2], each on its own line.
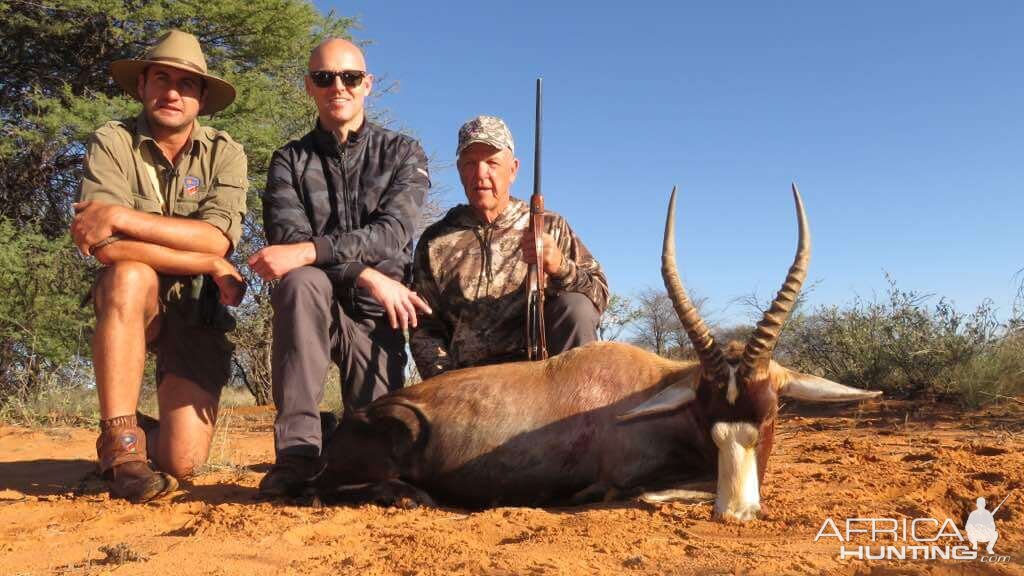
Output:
[263, 120, 429, 316]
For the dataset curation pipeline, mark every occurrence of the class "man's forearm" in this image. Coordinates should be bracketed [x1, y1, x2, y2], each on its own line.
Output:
[94, 238, 232, 277]
[114, 209, 230, 256]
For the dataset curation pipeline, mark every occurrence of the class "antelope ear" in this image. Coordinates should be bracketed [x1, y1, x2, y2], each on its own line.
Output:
[370, 401, 425, 458]
[779, 370, 882, 402]
[617, 381, 696, 423]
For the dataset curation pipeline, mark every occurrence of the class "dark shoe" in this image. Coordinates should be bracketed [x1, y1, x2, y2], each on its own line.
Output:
[96, 414, 177, 503]
[320, 411, 339, 439]
[259, 455, 324, 498]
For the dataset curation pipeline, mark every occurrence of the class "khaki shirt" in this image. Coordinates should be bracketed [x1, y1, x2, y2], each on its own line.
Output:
[78, 115, 248, 248]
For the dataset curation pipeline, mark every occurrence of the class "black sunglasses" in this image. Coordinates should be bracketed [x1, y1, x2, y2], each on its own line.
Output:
[309, 70, 367, 89]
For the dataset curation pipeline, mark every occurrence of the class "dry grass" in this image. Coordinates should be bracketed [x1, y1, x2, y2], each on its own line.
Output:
[0, 376, 100, 427]
[1, 376, 258, 428]
[940, 331, 1024, 406]
[192, 405, 249, 478]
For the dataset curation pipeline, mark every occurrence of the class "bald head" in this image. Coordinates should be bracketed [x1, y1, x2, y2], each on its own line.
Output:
[306, 37, 373, 138]
[309, 38, 366, 71]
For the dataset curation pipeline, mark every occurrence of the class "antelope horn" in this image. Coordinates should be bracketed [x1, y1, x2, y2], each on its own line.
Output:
[662, 186, 727, 378]
[741, 183, 810, 379]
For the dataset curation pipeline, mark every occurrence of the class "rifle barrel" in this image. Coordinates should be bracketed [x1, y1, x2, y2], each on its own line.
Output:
[533, 78, 542, 198]
[526, 76, 548, 361]
[992, 492, 1012, 515]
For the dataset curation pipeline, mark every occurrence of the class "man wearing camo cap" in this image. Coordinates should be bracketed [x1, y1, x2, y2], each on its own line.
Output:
[410, 115, 608, 378]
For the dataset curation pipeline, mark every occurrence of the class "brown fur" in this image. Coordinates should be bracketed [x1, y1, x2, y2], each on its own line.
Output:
[317, 189, 874, 514]
[319, 341, 718, 508]
[317, 339, 793, 509]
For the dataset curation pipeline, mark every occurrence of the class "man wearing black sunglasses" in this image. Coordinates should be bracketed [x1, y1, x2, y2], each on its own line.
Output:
[249, 38, 431, 497]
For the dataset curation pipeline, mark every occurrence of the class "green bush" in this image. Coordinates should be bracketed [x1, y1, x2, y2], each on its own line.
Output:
[940, 330, 1024, 407]
[0, 218, 96, 404]
[779, 276, 1020, 405]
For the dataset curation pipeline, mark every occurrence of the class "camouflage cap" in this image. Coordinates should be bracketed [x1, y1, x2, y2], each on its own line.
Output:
[457, 115, 515, 156]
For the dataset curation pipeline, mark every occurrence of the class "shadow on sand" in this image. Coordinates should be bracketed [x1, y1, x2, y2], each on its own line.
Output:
[0, 458, 97, 497]
[0, 460, 270, 504]
[171, 479, 261, 506]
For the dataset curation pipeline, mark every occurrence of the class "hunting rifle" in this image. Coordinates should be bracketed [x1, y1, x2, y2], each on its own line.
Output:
[525, 78, 548, 361]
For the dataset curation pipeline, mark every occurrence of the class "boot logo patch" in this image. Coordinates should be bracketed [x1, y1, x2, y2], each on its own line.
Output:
[119, 433, 138, 452]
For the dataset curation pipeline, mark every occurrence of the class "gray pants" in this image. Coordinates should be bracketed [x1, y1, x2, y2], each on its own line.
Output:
[470, 292, 601, 367]
[271, 266, 406, 458]
[544, 292, 601, 354]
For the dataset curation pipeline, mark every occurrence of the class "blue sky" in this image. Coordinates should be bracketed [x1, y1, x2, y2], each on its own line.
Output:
[320, 0, 1023, 326]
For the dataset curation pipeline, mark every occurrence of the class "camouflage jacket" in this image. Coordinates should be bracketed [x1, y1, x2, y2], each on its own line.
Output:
[411, 198, 609, 378]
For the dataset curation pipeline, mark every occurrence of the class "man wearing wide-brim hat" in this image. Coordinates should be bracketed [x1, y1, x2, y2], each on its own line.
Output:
[70, 29, 249, 503]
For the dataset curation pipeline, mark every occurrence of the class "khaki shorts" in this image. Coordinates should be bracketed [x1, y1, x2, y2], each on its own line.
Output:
[153, 275, 235, 397]
[91, 272, 235, 397]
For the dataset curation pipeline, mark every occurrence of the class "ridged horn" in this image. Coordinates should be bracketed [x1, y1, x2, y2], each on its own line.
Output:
[741, 183, 810, 378]
[662, 187, 727, 378]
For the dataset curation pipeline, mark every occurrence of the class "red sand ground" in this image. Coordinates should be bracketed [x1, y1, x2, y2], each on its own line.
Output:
[1, 400, 1021, 575]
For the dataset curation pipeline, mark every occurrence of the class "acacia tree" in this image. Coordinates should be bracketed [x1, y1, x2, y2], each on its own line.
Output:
[597, 292, 639, 342]
[1, 0, 353, 233]
[629, 287, 713, 358]
[630, 288, 679, 357]
[0, 0, 353, 402]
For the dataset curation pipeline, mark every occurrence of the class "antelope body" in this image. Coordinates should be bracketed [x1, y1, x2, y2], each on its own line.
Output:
[317, 186, 880, 520]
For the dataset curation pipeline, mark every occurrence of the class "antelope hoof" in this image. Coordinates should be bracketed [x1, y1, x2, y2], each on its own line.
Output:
[715, 502, 761, 522]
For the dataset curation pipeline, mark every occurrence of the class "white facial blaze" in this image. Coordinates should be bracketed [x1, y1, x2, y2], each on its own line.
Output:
[711, 422, 760, 521]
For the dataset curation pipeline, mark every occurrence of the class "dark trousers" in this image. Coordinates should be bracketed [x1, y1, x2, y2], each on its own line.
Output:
[270, 266, 406, 458]
[456, 292, 602, 369]
[544, 292, 601, 355]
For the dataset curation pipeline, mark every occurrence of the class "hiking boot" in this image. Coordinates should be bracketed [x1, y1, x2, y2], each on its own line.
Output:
[105, 460, 178, 503]
[258, 454, 324, 498]
[97, 414, 177, 503]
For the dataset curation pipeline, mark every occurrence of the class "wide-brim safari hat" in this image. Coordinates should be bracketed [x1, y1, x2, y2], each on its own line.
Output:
[110, 29, 236, 115]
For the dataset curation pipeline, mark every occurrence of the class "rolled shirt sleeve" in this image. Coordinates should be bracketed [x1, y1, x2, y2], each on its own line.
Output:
[195, 140, 248, 249]
[78, 130, 134, 208]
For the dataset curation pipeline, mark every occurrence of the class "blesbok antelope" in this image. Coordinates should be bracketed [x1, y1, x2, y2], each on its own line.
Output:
[316, 185, 881, 520]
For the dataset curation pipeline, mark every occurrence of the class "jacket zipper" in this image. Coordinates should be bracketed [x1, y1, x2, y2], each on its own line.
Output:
[337, 143, 354, 230]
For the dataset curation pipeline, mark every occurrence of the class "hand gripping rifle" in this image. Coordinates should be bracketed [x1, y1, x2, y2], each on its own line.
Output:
[525, 78, 548, 361]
